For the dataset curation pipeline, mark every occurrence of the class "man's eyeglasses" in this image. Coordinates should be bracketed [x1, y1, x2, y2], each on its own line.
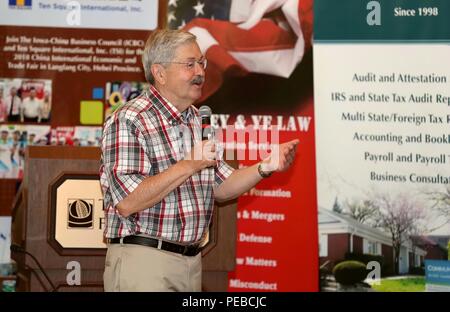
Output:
[158, 59, 207, 70]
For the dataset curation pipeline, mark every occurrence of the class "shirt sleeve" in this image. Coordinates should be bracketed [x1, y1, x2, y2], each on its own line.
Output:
[214, 159, 235, 187]
[101, 115, 152, 208]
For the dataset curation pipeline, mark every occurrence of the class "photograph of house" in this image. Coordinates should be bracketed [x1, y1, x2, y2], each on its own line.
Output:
[318, 208, 428, 275]
[412, 235, 449, 262]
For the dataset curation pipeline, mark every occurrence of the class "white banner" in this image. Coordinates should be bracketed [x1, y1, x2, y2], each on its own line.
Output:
[0, 0, 158, 30]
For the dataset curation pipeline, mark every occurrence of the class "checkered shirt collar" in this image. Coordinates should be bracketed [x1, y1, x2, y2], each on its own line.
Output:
[147, 85, 195, 125]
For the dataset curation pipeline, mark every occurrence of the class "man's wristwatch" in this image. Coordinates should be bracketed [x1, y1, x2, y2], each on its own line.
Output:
[258, 162, 273, 178]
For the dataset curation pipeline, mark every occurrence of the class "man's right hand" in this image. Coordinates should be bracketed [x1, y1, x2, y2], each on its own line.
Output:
[184, 140, 216, 172]
[115, 139, 217, 218]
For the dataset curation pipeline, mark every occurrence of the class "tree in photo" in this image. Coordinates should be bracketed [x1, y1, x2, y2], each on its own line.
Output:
[426, 187, 450, 227]
[371, 193, 427, 275]
[343, 198, 378, 225]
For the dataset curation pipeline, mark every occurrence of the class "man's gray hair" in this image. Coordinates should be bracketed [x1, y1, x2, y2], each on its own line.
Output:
[142, 29, 197, 84]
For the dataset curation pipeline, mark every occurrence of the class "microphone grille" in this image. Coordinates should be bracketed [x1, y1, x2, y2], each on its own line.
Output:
[198, 105, 212, 117]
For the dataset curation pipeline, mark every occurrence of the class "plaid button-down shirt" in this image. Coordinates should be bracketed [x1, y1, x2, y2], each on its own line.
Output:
[100, 85, 234, 243]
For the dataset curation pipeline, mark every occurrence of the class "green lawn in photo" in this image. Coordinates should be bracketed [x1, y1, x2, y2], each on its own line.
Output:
[372, 277, 425, 292]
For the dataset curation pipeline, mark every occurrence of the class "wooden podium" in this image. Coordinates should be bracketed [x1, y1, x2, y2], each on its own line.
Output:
[11, 146, 236, 292]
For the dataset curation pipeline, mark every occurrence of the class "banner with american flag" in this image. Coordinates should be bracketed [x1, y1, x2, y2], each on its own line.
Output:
[168, 0, 313, 102]
[167, 0, 318, 292]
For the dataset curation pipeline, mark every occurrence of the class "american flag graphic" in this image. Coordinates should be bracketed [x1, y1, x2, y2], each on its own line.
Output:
[167, 0, 313, 101]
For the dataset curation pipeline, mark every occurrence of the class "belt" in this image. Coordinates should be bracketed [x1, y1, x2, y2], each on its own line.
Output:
[108, 235, 202, 257]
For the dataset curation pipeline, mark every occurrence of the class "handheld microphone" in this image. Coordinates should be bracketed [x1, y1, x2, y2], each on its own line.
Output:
[10, 244, 57, 292]
[199, 105, 213, 140]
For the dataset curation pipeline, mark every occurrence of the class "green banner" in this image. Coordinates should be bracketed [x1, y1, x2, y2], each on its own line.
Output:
[315, 0, 450, 42]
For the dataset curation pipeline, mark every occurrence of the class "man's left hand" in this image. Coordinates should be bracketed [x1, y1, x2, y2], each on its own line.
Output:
[261, 139, 300, 173]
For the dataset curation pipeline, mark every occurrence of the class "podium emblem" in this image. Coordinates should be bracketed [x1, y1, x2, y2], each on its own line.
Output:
[67, 199, 94, 228]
